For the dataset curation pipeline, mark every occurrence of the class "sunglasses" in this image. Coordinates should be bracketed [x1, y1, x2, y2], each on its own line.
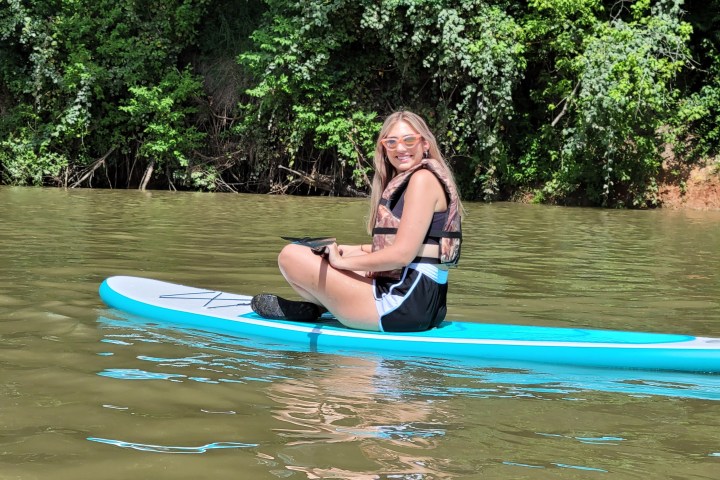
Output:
[380, 134, 423, 150]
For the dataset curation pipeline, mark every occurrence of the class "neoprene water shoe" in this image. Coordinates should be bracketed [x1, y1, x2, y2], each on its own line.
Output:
[251, 294, 323, 322]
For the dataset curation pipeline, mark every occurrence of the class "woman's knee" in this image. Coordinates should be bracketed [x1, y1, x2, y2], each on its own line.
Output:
[277, 244, 293, 270]
[278, 244, 316, 282]
[278, 244, 303, 268]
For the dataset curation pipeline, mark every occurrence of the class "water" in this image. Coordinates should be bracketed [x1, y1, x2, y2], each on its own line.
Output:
[1, 186, 719, 479]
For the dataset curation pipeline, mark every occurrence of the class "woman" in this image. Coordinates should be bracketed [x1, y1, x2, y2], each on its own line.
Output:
[252, 111, 464, 332]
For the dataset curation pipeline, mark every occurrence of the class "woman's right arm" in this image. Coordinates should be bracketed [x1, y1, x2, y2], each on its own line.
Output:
[337, 244, 371, 258]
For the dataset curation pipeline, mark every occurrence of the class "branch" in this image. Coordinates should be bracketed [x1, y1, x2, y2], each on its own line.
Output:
[278, 165, 365, 196]
[551, 81, 580, 128]
[70, 146, 116, 188]
[346, 133, 372, 189]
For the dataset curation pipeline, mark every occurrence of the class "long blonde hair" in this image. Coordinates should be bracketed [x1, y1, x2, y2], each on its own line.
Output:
[366, 111, 464, 234]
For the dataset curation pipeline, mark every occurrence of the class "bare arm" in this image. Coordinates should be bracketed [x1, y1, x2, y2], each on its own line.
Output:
[336, 244, 371, 257]
[327, 169, 447, 272]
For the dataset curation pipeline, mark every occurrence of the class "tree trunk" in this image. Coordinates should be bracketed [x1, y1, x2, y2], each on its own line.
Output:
[140, 160, 155, 191]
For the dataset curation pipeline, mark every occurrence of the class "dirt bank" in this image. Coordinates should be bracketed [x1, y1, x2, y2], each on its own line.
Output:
[659, 161, 720, 210]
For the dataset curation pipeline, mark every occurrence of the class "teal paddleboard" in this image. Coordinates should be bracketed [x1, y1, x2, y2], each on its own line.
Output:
[99, 276, 720, 373]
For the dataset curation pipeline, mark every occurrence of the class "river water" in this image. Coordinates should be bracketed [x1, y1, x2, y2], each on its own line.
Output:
[1, 186, 719, 479]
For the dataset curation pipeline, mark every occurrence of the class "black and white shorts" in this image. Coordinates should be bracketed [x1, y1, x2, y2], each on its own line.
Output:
[373, 263, 448, 332]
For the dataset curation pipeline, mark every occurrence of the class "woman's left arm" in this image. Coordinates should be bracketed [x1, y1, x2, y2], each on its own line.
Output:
[327, 170, 446, 271]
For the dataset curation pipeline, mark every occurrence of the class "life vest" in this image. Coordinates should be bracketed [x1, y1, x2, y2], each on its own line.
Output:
[369, 158, 462, 279]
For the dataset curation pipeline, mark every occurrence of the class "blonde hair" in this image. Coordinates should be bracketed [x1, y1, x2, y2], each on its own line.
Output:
[366, 111, 464, 234]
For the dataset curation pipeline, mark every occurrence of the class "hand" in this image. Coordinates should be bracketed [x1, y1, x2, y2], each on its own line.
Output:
[312, 243, 343, 258]
[325, 242, 346, 269]
[337, 244, 367, 257]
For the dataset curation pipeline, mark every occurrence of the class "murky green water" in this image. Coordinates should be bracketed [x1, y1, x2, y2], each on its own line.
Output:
[1, 186, 719, 479]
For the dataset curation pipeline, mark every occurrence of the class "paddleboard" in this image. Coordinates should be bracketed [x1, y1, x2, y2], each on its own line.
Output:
[99, 276, 720, 373]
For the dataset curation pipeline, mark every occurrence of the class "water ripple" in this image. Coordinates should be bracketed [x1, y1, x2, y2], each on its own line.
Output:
[87, 437, 257, 453]
[97, 368, 186, 381]
[537, 432, 625, 445]
[503, 461, 608, 473]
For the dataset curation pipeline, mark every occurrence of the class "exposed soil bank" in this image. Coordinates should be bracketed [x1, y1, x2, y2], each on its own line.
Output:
[659, 162, 720, 211]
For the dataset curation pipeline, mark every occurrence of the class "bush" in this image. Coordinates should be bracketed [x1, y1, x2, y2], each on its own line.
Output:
[1, 0, 718, 205]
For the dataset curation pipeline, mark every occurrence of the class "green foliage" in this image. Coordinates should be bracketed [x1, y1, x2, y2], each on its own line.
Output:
[1, 0, 719, 205]
[237, 0, 526, 197]
[311, 110, 379, 188]
[0, 126, 70, 186]
[676, 68, 720, 159]
[234, 0, 701, 205]
[0, 0, 208, 187]
[235, 0, 382, 191]
[120, 69, 207, 188]
[521, 0, 691, 206]
[672, 1, 720, 161]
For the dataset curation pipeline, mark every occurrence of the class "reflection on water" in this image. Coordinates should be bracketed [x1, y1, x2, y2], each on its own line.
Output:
[1, 186, 720, 479]
[96, 314, 720, 401]
[92, 314, 720, 477]
[86, 437, 258, 453]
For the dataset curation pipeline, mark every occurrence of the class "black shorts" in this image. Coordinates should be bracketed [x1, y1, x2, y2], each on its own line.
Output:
[373, 263, 448, 332]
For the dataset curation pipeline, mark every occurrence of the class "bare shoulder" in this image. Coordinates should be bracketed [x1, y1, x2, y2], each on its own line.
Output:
[407, 168, 443, 190]
[406, 168, 446, 210]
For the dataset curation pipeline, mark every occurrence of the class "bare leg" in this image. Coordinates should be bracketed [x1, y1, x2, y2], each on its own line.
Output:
[277, 244, 380, 331]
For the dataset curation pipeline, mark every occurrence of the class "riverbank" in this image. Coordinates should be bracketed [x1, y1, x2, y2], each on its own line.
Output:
[659, 160, 720, 211]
